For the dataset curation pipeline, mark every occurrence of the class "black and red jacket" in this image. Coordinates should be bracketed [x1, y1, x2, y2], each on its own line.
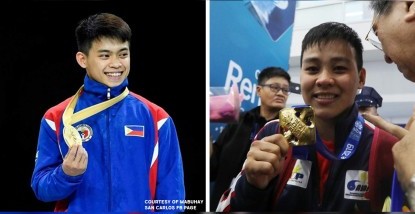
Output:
[218, 104, 397, 212]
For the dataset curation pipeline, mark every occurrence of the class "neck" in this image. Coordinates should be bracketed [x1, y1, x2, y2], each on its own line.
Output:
[315, 117, 335, 141]
[260, 106, 280, 121]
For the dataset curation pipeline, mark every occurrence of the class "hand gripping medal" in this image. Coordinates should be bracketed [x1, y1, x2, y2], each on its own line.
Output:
[255, 105, 316, 146]
[63, 125, 82, 147]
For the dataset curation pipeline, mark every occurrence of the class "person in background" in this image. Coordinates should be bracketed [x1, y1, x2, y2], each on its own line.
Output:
[216, 22, 398, 212]
[210, 66, 291, 210]
[363, 1, 415, 210]
[355, 86, 383, 116]
[30, 13, 185, 212]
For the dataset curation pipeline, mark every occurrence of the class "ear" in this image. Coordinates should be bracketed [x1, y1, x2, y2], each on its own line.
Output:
[76, 52, 87, 68]
[404, 1, 415, 22]
[358, 67, 366, 89]
[256, 85, 262, 97]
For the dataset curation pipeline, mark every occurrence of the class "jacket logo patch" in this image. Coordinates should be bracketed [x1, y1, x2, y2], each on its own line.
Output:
[287, 159, 311, 189]
[75, 124, 93, 142]
[124, 125, 145, 137]
[344, 170, 369, 200]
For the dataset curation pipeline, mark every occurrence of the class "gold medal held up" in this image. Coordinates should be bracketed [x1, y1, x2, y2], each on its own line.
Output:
[61, 85, 129, 149]
[279, 105, 316, 146]
[63, 125, 82, 148]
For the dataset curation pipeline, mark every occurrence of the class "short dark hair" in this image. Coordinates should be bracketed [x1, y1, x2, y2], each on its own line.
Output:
[75, 13, 132, 55]
[257, 66, 291, 85]
[300, 22, 363, 71]
[369, 0, 394, 16]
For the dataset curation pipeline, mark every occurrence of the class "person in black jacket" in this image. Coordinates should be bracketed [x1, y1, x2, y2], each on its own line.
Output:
[216, 22, 398, 212]
[210, 66, 291, 210]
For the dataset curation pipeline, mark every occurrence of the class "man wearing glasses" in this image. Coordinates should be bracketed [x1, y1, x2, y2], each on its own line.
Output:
[210, 66, 291, 210]
[363, 1, 415, 211]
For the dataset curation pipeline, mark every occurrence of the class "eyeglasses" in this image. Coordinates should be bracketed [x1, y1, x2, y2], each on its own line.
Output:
[365, 13, 383, 51]
[260, 84, 290, 95]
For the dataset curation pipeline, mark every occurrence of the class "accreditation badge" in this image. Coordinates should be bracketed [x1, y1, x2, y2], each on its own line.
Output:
[344, 170, 369, 200]
[287, 159, 312, 189]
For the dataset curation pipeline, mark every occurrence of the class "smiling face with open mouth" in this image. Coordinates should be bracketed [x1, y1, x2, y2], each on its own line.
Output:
[300, 40, 365, 121]
[77, 37, 130, 88]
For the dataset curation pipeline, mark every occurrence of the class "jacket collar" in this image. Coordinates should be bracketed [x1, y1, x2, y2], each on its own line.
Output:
[246, 106, 279, 123]
[82, 75, 128, 102]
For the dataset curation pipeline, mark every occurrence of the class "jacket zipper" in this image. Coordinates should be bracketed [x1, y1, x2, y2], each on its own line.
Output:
[107, 87, 112, 211]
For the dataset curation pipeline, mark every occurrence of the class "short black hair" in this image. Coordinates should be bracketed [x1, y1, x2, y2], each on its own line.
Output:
[300, 22, 363, 71]
[75, 13, 132, 55]
[257, 66, 291, 85]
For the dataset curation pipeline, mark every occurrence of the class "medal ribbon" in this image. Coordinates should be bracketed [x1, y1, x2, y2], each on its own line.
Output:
[62, 85, 129, 127]
[61, 84, 129, 146]
[316, 114, 364, 160]
[391, 170, 405, 211]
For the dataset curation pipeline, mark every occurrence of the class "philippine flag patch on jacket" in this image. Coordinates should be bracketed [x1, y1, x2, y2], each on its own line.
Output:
[124, 125, 145, 137]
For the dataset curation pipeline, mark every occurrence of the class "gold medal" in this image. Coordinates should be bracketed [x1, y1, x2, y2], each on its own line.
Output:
[61, 85, 128, 149]
[63, 125, 82, 148]
[279, 106, 316, 146]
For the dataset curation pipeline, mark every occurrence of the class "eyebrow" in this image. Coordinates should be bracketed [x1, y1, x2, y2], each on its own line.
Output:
[302, 57, 319, 64]
[97, 47, 129, 53]
[330, 57, 353, 64]
[302, 56, 353, 64]
[267, 83, 289, 87]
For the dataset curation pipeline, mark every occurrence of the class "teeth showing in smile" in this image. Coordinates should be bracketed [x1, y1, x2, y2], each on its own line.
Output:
[316, 94, 335, 99]
[105, 72, 122, 77]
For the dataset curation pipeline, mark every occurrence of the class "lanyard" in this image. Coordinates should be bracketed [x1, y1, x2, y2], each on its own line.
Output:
[316, 114, 364, 160]
[293, 145, 313, 160]
[391, 170, 405, 211]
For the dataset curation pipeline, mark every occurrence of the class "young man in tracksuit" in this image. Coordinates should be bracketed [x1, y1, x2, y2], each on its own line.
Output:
[31, 13, 185, 212]
[216, 22, 397, 212]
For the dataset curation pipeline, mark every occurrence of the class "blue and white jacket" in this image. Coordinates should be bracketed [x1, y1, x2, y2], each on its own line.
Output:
[31, 75, 185, 212]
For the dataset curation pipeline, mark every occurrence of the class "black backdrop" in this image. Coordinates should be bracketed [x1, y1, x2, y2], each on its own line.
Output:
[1, 0, 205, 211]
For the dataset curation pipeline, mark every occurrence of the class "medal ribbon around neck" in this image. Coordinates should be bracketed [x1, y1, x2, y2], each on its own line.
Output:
[62, 85, 129, 147]
[390, 170, 405, 211]
[316, 114, 364, 160]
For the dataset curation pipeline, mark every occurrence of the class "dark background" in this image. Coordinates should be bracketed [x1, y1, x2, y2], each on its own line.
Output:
[1, 0, 206, 211]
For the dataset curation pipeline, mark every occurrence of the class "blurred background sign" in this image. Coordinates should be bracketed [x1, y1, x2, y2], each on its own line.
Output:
[210, 0, 297, 141]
